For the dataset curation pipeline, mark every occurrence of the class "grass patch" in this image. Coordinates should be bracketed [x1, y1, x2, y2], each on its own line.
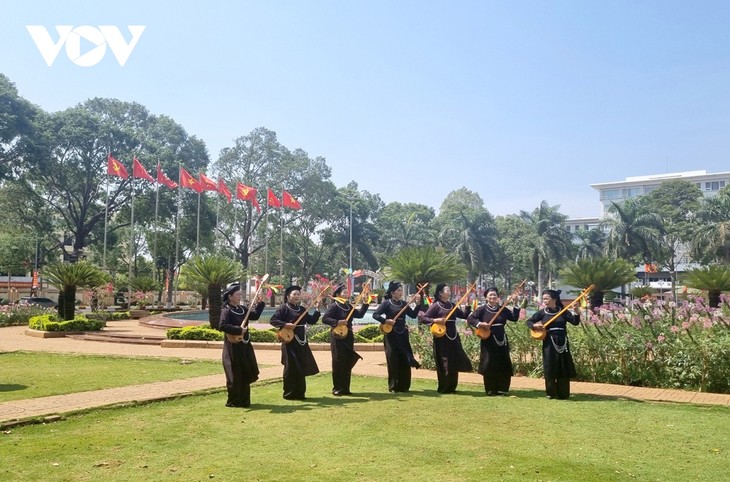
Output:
[0, 351, 222, 401]
[2, 375, 727, 481]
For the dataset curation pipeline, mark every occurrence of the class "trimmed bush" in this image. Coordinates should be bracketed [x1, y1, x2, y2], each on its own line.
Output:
[85, 311, 132, 321]
[167, 326, 224, 341]
[248, 328, 277, 343]
[356, 324, 382, 340]
[29, 314, 105, 332]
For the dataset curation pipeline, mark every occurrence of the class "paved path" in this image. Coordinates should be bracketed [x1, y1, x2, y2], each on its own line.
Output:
[1, 320, 728, 426]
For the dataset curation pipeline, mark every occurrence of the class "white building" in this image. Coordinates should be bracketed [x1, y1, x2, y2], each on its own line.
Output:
[590, 170, 729, 216]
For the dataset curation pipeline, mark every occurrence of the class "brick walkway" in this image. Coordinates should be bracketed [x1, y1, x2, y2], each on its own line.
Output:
[1, 320, 728, 426]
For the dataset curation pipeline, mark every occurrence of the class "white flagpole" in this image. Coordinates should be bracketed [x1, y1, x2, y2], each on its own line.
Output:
[196, 190, 201, 254]
[153, 164, 160, 286]
[128, 173, 135, 309]
[103, 178, 110, 270]
[173, 165, 181, 307]
[279, 188, 284, 281]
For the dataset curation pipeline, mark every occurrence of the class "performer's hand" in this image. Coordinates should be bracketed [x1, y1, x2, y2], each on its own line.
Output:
[284, 323, 296, 329]
[241, 326, 248, 333]
[434, 318, 445, 325]
[533, 322, 543, 329]
[338, 319, 348, 326]
[386, 319, 395, 325]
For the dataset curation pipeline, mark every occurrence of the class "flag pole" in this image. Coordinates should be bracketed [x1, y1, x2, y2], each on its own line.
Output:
[279, 187, 284, 282]
[153, 166, 160, 289]
[264, 206, 269, 275]
[103, 174, 110, 270]
[196, 190, 201, 254]
[173, 165, 181, 307]
[128, 171, 135, 310]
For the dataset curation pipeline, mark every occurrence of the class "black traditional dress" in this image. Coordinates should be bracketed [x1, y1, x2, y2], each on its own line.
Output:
[526, 308, 580, 399]
[372, 298, 422, 392]
[322, 299, 369, 395]
[219, 300, 265, 407]
[418, 301, 473, 393]
[270, 303, 321, 400]
[467, 303, 520, 395]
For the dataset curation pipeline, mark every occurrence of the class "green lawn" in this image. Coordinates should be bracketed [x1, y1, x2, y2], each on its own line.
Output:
[2, 375, 727, 481]
[0, 351, 222, 401]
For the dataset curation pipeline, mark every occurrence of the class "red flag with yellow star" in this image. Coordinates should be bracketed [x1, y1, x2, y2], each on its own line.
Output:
[282, 190, 302, 210]
[267, 188, 281, 208]
[199, 172, 218, 191]
[107, 154, 129, 179]
[132, 157, 155, 182]
[218, 179, 232, 203]
[180, 167, 202, 192]
[237, 183, 261, 212]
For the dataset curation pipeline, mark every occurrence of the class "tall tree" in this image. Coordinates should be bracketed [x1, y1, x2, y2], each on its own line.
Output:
[435, 188, 497, 280]
[602, 198, 661, 263]
[641, 180, 703, 302]
[493, 215, 535, 290]
[691, 185, 730, 264]
[519, 201, 572, 294]
[374, 202, 437, 259]
[0, 74, 42, 180]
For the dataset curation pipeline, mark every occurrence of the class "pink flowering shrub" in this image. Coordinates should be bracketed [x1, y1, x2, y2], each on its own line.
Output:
[410, 295, 730, 393]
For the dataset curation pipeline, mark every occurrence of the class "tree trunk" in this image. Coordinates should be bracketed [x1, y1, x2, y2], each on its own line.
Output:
[57, 289, 65, 318]
[590, 290, 604, 309]
[207, 284, 222, 329]
[708, 289, 721, 308]
[63, 285, 76, 321]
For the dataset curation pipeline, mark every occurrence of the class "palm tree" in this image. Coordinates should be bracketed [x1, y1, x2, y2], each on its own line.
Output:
[438, 210, 497, 278]
[559, 257, 637, 307]
[181, 255, 241, 328]
[520, 201, 572, 294]
[44, 262, 107, 320]
[602, 199, 661, 262]
[385, 246, 467, 294]
[682, 265, 730, 308]
[691, 188, 730, 264]
[574, 228, 606, 261]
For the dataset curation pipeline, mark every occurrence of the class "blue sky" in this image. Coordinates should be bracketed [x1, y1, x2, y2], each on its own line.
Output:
[3, 1, 730, 218]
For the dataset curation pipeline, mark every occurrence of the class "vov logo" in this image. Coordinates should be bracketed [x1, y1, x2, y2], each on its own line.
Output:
[26, 25, 146, 67]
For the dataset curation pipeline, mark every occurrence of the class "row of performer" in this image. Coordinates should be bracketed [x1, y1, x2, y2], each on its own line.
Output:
[218, 281, 580, 407]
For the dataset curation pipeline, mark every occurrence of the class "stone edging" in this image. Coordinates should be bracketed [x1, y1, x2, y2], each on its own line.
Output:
[25, 329, 86, 338]
[160, 340, 384, 351]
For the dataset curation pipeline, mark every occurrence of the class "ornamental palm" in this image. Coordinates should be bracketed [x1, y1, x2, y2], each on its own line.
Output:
[385, 246, 467, 295]
[43, 262, 107, 320]
[691, 188, 730, 264]
[682, 265, 730, 308]
[180, 255, 241, 328]
[559, 257, 637, 308]
[520, 201, 573, 294]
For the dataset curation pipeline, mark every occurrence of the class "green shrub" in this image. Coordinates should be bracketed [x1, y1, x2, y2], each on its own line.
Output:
[248, 328, 278, 343]
[0, 305, 49, 326]
[29, 314, 105, 332]
[356, 324, 382, 340]
[166, 326, 224, 341]
[370, 334, 384, 343]
[85, 311, 132, 321]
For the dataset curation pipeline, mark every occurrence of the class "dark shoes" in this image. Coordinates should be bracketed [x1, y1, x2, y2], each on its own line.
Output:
[332, 390, 352, 396]
[225, 402, 250, 408]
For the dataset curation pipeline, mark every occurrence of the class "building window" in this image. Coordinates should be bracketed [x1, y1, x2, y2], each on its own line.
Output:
[622, 187, 641, 198]
[705, 181, 725, 191]
[602, 189, 621, 200]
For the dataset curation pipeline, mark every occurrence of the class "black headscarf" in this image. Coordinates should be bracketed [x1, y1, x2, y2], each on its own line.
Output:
[332, 284, 346, 298]
[284, 285, 302, 302]
[485, 286, 499, 296]
[435, 283, 449, 302]
[542, 289, 564, 309]
[223, 284, 241, 305]
[384, 281, 402, 300]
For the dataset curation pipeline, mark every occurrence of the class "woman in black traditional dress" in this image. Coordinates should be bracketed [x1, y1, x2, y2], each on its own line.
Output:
[219, 284, 266, 408]
[467, 287, 521, 396]
[270, 285, 321, 400]
[526, 289, 580, 399]
[322, 284, 369, 396]
[372, 281, 422, 393]
[418, 283, 473, 393]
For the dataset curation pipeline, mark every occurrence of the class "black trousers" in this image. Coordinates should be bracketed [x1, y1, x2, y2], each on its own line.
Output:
[482, 373, 511, 394]
[437, 370, 459, 394]
[545, 377, 570, 399]
[331, 360, 353, 394]
[283, 363, 307, 400]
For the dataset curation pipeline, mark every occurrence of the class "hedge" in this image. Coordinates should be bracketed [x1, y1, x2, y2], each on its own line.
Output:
[28, 314, 105, 332]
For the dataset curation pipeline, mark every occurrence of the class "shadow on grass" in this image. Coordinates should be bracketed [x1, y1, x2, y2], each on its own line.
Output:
[0, 384, 27, 393]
